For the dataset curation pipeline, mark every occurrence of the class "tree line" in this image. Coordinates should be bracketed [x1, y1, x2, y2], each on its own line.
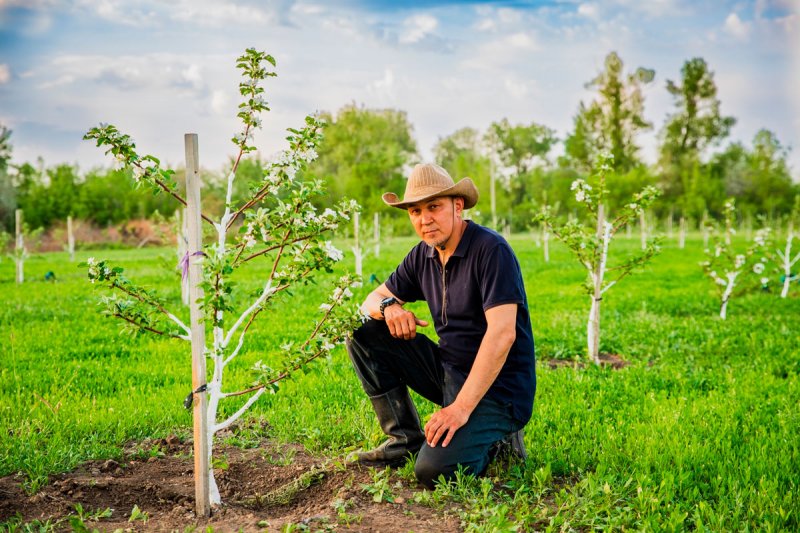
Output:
[0, 52, 796, 235]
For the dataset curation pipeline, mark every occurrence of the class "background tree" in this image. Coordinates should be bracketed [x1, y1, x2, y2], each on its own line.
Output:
[658, 57, 736, 217]
[562, 52, 655, 174]
[0, 124, 15, 232]
[433, 127, 496, 224]
[485, 118, 556, 230]
[312, 104, 417, 233]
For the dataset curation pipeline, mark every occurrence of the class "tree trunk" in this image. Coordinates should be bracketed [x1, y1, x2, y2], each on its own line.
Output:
[15, 209, 23, 284]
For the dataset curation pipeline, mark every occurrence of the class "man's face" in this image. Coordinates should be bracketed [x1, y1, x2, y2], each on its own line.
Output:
[407, 196, 464, 249]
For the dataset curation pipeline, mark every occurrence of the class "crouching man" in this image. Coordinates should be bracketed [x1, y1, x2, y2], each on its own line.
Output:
[346, 163, 536, 489]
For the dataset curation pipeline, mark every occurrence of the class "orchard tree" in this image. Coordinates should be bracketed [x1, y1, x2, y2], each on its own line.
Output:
[83, 49, 362, 511]
[536, 154, 661, 364]
[433, 127, 495, 223]
[311, 103, 417, 219]
[0, 124, 15, 231]
[658, 57, 735, 209]
[700, 199, 772, 319]
[563, 51, 655, 174]
[776, 196, 800, 298]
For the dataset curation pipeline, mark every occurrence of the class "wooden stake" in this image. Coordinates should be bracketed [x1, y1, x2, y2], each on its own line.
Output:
[185, 134, 210, 518]
[67, 216, 75, 261]
[15, 209, 23, 284]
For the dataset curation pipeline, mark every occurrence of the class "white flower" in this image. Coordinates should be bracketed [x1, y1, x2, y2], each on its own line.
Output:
[735, 254, 745, 269]
[760, 277, 769, 285]
[321, 340, 336, 352]
[321, 208, 337, 219]
[87, 257, 97, 266]
[343, 287, 353, 298]
[324, 241, 343, 262]
[319, 303, 333, 311]
[753, 263, 765, 274]
[575, 190, 586, 203]
[132, 165, 145, 182]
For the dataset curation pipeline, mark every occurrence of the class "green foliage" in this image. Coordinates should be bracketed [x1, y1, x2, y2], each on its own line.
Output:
[0, 235, 799, 529]
[311, 103, 417, 233]
[563, 52, 655, 174]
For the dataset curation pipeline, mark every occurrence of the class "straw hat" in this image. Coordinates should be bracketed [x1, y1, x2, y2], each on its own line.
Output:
[382, 163, 479, 210]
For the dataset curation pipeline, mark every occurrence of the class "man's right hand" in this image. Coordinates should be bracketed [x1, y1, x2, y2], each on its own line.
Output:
[383, 305, 429, 340]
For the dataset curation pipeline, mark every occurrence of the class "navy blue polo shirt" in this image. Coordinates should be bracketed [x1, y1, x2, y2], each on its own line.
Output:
[385, 221, 536, 424]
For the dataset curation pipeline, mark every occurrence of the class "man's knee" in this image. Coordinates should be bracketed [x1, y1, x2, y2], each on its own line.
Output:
[414, 447, 486, 490]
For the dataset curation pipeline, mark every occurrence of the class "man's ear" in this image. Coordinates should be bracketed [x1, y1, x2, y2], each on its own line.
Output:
[453, 196, 465, 215]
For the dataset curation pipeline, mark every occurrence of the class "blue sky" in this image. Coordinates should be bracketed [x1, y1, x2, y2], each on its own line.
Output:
[0, 0, 797, 177]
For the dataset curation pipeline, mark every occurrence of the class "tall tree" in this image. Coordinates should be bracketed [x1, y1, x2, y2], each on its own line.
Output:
[563, 51, 655, 174]
[485, 118, 556, 229]
[659, 57, 735, 208]
[312, 104, 417, 220]
[433, 127, 496, 223]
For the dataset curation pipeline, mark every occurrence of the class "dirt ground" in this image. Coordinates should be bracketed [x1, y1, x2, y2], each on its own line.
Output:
[0, 437, 462, 532]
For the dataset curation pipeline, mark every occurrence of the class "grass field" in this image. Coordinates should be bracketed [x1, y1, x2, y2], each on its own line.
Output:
[1, 232, 798, 531]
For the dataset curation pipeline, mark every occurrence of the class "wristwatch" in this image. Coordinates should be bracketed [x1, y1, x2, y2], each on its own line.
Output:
[379, 296, 399, 318]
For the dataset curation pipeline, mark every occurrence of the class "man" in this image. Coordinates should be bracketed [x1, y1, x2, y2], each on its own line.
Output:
[347, 163, 536, 489]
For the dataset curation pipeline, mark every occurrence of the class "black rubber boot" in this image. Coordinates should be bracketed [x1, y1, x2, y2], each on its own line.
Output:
[489, 428, 528, 462]
[357, 387, 425, 468]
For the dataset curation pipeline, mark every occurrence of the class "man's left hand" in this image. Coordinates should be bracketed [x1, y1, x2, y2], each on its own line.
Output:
[424, 403, 470, 448]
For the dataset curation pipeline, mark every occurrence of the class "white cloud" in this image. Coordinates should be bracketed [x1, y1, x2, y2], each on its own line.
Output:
[210, 89, 229, 115]
[724, 12, 751, 40]
[399, 14, 438, 44]
[0, 64, 10, 84]
[577, 3, 599, 19]
[504, 78, 529, 99]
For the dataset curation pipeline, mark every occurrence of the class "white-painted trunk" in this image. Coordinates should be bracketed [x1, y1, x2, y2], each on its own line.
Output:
[587, 205, 610, 365]
[666, 209, 673, 238]
[543, 227, 549, 262]
[719, 272, 738, 320]
[352, 211, 362, 277]
[15, 209, 23, 284]
[778, 224, 798, 298]
[490, 163, 497, 230]
[678, 217, 686, 249]
[67, 216, 75, 261]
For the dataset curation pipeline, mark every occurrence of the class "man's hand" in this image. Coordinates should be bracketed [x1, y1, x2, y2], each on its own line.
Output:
[424, 403, 470, 448]
[384, 305, 429, 340]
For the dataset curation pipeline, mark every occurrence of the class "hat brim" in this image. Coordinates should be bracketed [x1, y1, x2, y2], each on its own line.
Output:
[382, 178, 479, 210]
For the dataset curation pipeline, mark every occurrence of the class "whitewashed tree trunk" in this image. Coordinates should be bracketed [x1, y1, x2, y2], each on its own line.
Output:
[15, 209, 24, 284]
[678, 216, 686, 249]
[352, 211, 362, 277]
[587, 204, 611, 365]
[778, 222, 798, 298]
[702, 212, 710, 248]
[719, 271, 738, 320]
[640, 211, 647, 251]
[626, 222, 632, 239]
[373, 212, 380, 258]
[67, 216, 75, 261]
[543, 225, 550, 263]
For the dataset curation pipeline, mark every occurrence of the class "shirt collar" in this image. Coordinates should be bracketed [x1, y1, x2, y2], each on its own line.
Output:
[426, 220, 476, 259]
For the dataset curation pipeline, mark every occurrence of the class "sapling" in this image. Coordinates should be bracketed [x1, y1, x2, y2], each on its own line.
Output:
[536, 154, 661, 364]
[82, 49, 363, 508]
[776, 195, 800, 298]
[700, 199, 772, 319]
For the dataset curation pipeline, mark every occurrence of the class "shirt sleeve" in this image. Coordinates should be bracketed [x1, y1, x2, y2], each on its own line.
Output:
[479, 243, 526, 311]
[385, 246, 425, 304]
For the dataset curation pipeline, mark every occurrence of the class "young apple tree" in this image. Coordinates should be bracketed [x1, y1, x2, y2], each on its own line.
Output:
[776, 196, 799, 298]
[700, 199, 772, 319]
[82, 49, 362, 510]
[536, 154, 661, 364]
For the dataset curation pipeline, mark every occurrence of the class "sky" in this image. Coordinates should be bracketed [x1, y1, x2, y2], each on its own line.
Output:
[0, 0, 798, 178]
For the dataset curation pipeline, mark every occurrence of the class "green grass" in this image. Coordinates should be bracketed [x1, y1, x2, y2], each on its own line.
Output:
[0, 232, 798, 530]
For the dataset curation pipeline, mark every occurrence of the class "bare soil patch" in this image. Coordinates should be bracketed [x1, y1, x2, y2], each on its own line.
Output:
[0, 438, 461, 532]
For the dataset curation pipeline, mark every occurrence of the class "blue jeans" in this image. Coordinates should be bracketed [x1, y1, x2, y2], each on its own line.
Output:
[346, 319, 523, 488]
